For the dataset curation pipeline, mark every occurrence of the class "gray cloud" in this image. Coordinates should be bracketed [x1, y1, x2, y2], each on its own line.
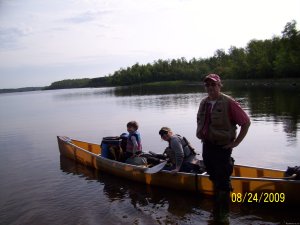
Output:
[63, 10, 113, 24]
[0, 27, 31, 50]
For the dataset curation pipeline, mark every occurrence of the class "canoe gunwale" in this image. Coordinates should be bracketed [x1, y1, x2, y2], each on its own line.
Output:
[57, 136, 300, 204]
[231, 175, 300, 183]
[57, 136, 300, 183]
[58, 136, 152, 172]
[234, 164, 285, 173]
[67, 140, 99, 158]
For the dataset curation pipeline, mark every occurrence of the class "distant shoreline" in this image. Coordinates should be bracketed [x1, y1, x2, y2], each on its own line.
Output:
[1, 78, 299, 94]
[2, 20, 299, 94]
[0, 87, 44, 94]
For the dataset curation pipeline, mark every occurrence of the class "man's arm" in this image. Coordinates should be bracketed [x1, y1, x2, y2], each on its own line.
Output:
[225, 98, 251, 149]
[225, 121, 251, 149]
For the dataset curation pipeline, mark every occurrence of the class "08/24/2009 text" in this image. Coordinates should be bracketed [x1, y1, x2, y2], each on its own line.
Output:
[231, 192, 285, 203]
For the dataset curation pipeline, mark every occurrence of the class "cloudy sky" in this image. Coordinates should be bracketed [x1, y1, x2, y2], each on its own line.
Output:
[0, 0, 299, 89]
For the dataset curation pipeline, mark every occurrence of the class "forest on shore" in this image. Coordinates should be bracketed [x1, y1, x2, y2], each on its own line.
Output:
[4, 20, 300, 92]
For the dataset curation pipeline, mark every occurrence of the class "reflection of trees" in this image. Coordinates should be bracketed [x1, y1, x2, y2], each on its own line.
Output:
[224, 83, 299, 138]
[111, 81, 300, 141]
[116, 92, 205, 111]
[282, 117, 298, 144]
[113, 82, 300, 139]
[113, 82, 201, 96]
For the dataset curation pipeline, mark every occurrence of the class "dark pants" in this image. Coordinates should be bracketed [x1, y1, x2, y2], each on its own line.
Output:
[124, 151, 142, 162]
[162, 160, 202, 173]
[202, 142, 234, 192]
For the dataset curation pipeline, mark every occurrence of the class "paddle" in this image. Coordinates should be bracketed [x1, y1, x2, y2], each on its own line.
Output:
[144, 161, 167, 174]
[262, 174, 297, 180]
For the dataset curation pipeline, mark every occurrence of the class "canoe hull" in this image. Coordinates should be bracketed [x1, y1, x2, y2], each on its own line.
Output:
[57, 136, 300, 205]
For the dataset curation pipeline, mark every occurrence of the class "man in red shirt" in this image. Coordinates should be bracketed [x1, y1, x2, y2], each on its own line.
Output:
[196, 74, 251, 194]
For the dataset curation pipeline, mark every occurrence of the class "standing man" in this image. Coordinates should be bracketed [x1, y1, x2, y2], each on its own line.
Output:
[196, 74, 251, 194]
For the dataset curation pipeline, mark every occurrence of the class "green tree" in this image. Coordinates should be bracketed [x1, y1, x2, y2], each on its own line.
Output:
[274, 20, 300, 78]
[226, 46, 249, 79]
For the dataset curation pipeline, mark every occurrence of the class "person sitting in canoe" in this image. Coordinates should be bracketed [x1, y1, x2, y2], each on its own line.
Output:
[158, 127, 201, 173]
[119, 122, 162, 166]
[124, 121, 143, 160]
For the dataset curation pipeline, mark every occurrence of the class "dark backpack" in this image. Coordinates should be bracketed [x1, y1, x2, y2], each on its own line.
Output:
[176, 134, 197, 155]
[120, 133, 128, 152]
[285, 166, 300, 180]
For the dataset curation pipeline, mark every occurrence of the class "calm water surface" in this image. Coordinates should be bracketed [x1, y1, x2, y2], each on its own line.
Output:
[0, 83, 300, 225]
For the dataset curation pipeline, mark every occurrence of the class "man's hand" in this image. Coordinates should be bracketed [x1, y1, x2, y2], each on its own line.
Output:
[224, 141, 238, 149]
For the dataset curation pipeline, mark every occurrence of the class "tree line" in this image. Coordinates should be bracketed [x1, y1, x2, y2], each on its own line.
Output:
[46, 20, 300, 90]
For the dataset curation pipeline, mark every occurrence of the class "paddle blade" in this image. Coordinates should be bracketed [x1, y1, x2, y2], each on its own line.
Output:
[144, 161, 167, 174]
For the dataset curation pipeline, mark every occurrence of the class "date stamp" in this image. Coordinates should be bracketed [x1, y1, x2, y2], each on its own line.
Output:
[231, 192, 285, 203]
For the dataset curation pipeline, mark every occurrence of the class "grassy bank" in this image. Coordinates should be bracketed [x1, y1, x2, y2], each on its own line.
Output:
[129, 78, 300, 89]
[223, 78, 300, 88]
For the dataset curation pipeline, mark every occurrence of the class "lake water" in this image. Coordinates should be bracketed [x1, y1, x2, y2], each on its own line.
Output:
[0, 83, 300, 225]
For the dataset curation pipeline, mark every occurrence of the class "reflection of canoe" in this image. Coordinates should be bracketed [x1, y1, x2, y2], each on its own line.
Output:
[59, 155, 214, 220]
[57, 136, 300, 205]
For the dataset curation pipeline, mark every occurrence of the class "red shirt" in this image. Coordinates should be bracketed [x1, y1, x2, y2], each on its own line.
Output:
[228, 98, 250, 126]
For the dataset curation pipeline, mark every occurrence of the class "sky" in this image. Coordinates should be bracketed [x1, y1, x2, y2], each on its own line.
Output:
[0, 0, 300, 89]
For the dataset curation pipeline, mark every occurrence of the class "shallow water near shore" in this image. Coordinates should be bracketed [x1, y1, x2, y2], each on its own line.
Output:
[0, 82, 299, 224]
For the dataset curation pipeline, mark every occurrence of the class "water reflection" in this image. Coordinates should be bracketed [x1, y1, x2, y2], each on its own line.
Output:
[51, 82, 300, 144]
[52, 83, 300, 128]
[51, 87, 116, 100]
[59, 155, 211, 224]
[227, 83, 300, 140]
[118, 83, 300, 142]
[59, 155, 300, 225]
[113, 83, 201, 96]
[116, 93, 205, 110]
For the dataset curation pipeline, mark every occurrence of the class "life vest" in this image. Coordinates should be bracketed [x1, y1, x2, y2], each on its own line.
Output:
[126, 131, 142, 153]
[168, 135, 195, 158]
[197, 93, 237, 145]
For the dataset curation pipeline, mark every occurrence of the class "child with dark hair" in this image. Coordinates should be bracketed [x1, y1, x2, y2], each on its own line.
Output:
[125, 121, 142, 159]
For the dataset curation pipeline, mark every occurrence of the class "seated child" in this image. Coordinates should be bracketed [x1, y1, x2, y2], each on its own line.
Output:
[124, 121, 142, 160]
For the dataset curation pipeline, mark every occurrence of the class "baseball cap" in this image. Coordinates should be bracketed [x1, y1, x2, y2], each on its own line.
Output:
[204, 74, 221, 83]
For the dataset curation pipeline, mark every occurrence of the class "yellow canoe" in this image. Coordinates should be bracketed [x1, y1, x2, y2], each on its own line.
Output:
[57, 136, 300, 205]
